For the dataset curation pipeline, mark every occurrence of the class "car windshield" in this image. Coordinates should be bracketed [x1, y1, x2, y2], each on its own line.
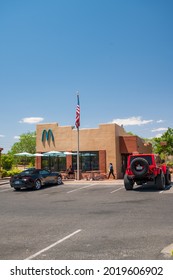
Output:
[130, 156, 152, 165]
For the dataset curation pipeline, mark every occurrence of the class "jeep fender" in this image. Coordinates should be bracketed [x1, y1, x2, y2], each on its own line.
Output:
[161, 164, 167, 174]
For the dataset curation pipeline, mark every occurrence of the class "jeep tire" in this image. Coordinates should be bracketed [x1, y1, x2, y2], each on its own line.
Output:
[124, 174, 134, 190]
[165, 168, 171, 185]
[156, 172, 165, 190]
[130, 157, 149, 177]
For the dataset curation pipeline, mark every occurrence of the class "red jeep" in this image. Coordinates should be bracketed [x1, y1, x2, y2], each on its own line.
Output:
[124, 153, 171, 190]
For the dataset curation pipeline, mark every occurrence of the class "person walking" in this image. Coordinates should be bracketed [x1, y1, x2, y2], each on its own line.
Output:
[108, 163, 115, 179]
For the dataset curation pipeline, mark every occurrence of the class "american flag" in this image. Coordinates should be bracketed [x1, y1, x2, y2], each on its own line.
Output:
[75, 94, 80, 128]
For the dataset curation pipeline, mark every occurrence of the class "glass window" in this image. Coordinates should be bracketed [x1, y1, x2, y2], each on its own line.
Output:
[41, 155, 66, 171]
[20, 168, 36, 175]
[39, 170, 50, 175]
[155, 155, 161, 164]
[72, 151, 99, 171]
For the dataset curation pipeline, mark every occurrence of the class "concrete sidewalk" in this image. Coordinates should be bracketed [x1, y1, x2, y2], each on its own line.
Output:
[0, 177, 10, 185]
[63, 178, 124, 185]
[0, 177, 123, 186]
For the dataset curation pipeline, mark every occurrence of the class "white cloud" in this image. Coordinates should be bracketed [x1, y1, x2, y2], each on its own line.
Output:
[14, 136, 20, 139]
[155, 133, 163, 138]
[112, 116, 153, 126]
[156, 120, 164, 123]
[151, 128, 167, 132]
[0, 134, 5, 137]
[19, 117, 44, 124]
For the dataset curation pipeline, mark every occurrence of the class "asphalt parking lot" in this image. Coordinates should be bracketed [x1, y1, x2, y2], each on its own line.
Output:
[0, 179, 173, 260]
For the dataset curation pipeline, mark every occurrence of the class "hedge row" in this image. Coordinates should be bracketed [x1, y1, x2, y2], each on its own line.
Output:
[0, 168, 21, 178]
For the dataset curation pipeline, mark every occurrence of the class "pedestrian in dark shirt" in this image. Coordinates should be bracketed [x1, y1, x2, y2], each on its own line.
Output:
[108, 163, 115, 179]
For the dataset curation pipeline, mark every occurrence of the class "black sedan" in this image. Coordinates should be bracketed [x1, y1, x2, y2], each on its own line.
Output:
[10, 168, 62, 191]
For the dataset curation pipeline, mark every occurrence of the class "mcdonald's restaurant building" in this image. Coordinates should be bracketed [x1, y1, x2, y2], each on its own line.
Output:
[36, 122, 152, 179]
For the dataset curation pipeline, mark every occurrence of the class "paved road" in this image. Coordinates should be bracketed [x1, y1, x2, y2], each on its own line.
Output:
[0, 180, 173, 260]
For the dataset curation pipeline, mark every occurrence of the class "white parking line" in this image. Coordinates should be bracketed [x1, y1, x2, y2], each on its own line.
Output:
[110, 187, 124, 193]
[67, 183, 97, 193]
[25, 229, 82, 260]
[159, 185, 171, 194]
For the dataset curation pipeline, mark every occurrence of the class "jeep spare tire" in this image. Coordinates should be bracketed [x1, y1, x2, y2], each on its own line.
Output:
[130, 157, 149, 176]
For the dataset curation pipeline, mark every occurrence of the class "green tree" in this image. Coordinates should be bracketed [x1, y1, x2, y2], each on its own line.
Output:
[9, 131, 36, 166]
[142, 137, 154, 149]
[1, 154, 13, 170]
[127, 131, 136, 135]
[10, 132, 36, 154]
[152, 127, 173, 157]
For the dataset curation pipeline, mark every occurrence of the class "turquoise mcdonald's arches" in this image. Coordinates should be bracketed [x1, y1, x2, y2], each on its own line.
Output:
[41, 129, 54, 142]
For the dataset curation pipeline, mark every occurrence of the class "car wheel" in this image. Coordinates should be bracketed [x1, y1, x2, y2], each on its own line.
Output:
[156, 172, 165, 190]
[34, 180, 42, 190]
[57, 176, 62, 185]
[130, 157, 149, 176]
[124, 174, 134, 190]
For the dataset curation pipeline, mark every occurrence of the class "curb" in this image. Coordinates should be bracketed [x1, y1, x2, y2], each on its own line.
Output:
[0, 181, 9, 186]
[63, 179, 124, 185]
[0, 177, 10, 186]
[0, 178, 124, 186]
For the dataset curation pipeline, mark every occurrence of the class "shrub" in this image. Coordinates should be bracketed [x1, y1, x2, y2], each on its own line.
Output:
[1, 168, 21, 178]
[1, 155, 13, 170]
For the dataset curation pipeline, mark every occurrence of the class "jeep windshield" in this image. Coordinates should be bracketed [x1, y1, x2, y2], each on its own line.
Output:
[130, 155, 152, 165]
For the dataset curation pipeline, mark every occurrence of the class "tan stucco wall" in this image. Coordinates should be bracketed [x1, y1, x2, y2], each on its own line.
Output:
[115, 126, 128, 178]
[119, 136, 152, 154]
[36, 122, 128, 177]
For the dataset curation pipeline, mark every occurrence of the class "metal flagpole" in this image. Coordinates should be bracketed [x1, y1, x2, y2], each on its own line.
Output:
[77, 125, 80, 180]
[75, 93, 80, 180]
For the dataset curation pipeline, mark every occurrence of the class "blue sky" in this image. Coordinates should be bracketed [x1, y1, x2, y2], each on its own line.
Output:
[0, 0, 173, 153]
